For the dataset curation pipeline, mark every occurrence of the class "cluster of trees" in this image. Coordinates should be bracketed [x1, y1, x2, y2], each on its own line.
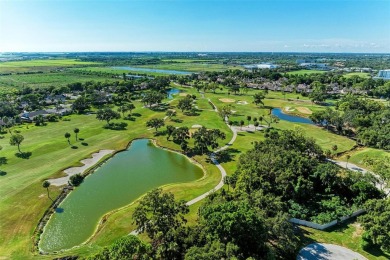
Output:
[310, 95, 389, 149]
[230, 130, 383, 224]
[89, 188, 299, 260]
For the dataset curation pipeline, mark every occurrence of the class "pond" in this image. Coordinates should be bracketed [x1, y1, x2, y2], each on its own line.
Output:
[167, 88, 180, 99]
[110, 66, 191, 75]
[272, 108, 314, 124]
[39, 139, 203, 252]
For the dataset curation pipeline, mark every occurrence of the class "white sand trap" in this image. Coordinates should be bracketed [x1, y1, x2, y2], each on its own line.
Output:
[285, 106, 295, 112]
[236, 101, 248, 105]
[192, 124, 202, 128]
[48, 150, 114, 186]
[297, 106, 312, 114]
[219, 98, 235, 103]
[231, 110, 237, 113]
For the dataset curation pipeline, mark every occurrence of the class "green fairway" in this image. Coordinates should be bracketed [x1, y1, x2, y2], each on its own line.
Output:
[136, 62, 240, 72]
[343, 72, 371, 79]
[286, 69, 327, 75]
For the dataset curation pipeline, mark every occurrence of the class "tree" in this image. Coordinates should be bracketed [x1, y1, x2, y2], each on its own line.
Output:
[332, 145, 338, 154]
[254, 121, 259, 130]
[172, 127, 190, 151]
[72, 96, 90, 114]
[74, 128, 80, 141]
[146, 118, 165, 133]
[132, 188, 189, 259]
[253, 92, 265, 107]
[142, 91, 165, 107]
[96, 108, 121, 125]
[240, 120, 245, 130]
[359, 198, 390, 252]
[177, 96, 193, 113]
[42, 180, 53, 201]
[69, 173, 84, 186]
[218, 105, 232, 122]
[166, 125, 175, 140]
[192, 127, 226, 154]
[247, 115, 252, 126]
[364, 157, 390, 195]
[33, 115, 46, 126]
[166, 109, 177, 120]
[10, 134, 24, 153]
[65, 132, 71, 145]
[310, 81, 327, 103]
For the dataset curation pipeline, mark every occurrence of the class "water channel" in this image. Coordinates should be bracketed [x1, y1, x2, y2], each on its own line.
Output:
[272, 108, 314, 124]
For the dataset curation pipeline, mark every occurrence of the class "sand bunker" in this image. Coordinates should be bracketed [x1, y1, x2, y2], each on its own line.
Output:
[192, 124, 202, 128]
[48, 150, 114, 186]
[219, 98, 235, 103]
[236, 101, 248, 105]
[297, 107, 312, 114]
[179, 93, 189, 97]
[285, 107, 295, 112]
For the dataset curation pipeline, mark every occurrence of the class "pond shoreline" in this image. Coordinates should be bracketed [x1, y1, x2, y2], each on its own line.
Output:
[34, 137, 207, 255]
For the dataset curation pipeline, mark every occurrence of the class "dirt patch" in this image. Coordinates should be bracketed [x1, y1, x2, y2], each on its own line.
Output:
[352, 223, 363, 238]
[296, 106, 312, 114]
[219, 98, 235, 103]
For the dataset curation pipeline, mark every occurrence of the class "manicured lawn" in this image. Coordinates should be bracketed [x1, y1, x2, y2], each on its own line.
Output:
[286, 69, 327, 75]
[300, 218, 390, 260]
[343, 72, 371, 79]
[339, 147, 390, 170]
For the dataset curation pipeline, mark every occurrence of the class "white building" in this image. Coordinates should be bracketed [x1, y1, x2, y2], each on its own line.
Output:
[374, 69, 390, 80]
[243, 63, 280, 70]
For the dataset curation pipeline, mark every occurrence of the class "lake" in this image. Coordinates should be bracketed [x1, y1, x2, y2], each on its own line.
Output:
[272, 108, 314, 124]
[39, 139, 203, 252]
[110, 66, 192, 75]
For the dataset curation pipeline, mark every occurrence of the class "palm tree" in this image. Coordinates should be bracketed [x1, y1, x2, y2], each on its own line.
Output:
[42, 180, 53, 201]
[74, 128, 80, 141]
[65, 132, 71, 145]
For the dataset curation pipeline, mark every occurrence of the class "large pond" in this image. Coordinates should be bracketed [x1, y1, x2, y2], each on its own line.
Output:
[110, 66, 191, 75]
[272, 108, 314, 124]
[39, 139, 203, 252]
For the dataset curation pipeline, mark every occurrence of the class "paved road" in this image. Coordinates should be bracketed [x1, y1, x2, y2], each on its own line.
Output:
[297, 243, 367, 260]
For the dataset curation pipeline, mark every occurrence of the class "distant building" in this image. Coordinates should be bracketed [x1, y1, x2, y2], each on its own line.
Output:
[243, 63, 280, 70]
[374, 69, 390, 80]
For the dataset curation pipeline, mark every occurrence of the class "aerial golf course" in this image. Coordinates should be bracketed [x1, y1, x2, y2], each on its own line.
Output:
[0, 58, 389, 259]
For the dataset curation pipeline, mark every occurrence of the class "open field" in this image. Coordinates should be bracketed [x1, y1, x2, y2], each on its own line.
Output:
[136, 62, 241, 72]
[286, 69, 327, 75]
[343, 72, 371, 79]
[0, 72, 116, 88]
[0, 59, 100, 73]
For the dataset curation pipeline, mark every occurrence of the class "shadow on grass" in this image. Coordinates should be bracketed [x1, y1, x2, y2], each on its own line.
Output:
[132, 113, 142, 117]
[79, 138, 85, 141]
[81, 142, 88, 146]
[71, 146, 78, 149]
[15, 151, 32, 159]
[0, 170, 6, 176]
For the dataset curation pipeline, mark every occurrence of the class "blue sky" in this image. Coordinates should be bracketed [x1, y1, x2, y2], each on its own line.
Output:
[0, 0, 389, 53]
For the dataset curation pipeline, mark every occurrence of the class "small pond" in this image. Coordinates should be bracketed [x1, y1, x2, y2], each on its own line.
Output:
[110, 66, 191, 75]
[272, 108, 314, 124]
[39, 139, 203, 252]
[167, 88, 180, 99]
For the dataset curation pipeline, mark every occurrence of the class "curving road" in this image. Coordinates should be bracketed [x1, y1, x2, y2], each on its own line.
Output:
[297, 243, 367, 260]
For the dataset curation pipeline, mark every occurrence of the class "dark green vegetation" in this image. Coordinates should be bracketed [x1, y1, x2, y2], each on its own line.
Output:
[0, 53, 389, 259]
